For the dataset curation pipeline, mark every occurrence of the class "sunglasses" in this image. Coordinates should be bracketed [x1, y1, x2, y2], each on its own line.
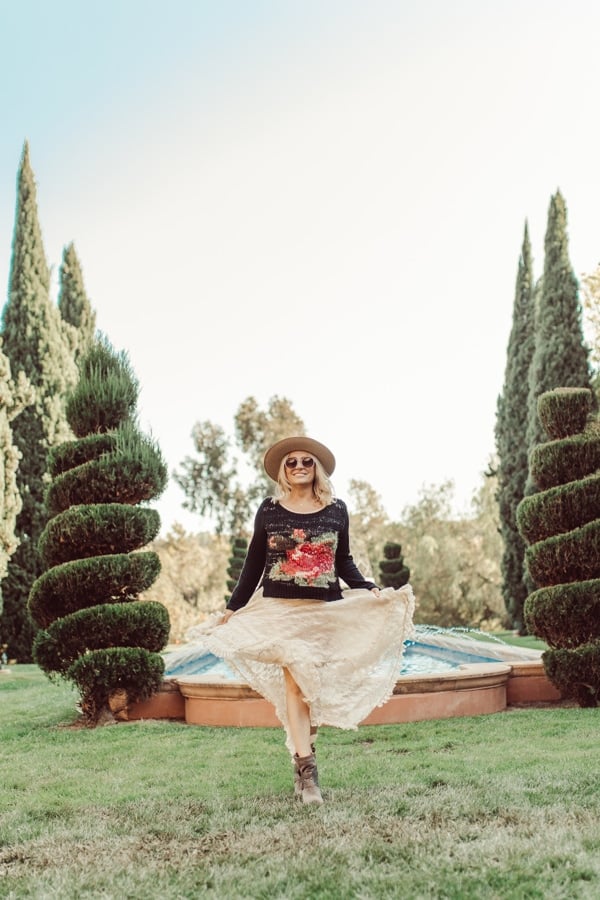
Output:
[285, 456, 315, 470]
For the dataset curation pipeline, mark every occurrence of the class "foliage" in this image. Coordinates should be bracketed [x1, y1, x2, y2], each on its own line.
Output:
[38, 504, 161, 567]
[29, 552, 161, 627]
[525, 580, 600, 649]
[347, 479, 390, 579]
[45, 422, 167, 517]
[0, 143, 78, 661]
[0, 346, 34, 588]
[398, 475, 505, 629]
[175, 395, 305, 535]
[141, 525, 229, 641]
[537, 386, 593, 439]
[519, 387, 600, 705]
[225, 536, 248, 603]
[528, 430, 600, 491]
[57, 242, 97, 363]
[3, 667, 600, 899]
[495, 223, 536, 630]
[67, 647, 165, 721]
[525, 519, 599, 587]
[28, 338, 169, 724]
[378, 541, 410, 589]
[48, 431, 117, 476]
[525, 191, 592, 459]
[581, 264, 600, 374]
[517, 473, 600, 544]
[65, 336, 139, 436]
[33, 601, 169, 674]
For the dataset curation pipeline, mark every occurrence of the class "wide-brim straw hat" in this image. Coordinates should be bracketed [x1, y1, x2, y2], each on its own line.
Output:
[263, 436, 336, 482]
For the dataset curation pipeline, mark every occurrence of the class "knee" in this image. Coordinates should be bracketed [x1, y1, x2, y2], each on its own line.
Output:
[283, 669, 303, 698]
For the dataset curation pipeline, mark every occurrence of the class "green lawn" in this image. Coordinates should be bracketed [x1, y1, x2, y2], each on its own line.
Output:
[1, 665, 599, 899]
[491, 630, 549, 652]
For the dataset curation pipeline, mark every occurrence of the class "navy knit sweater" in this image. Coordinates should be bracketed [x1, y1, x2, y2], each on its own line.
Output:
[227, 498, 378, 611]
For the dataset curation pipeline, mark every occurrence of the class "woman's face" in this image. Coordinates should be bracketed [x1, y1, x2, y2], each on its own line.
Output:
[284, 450, 316, 486]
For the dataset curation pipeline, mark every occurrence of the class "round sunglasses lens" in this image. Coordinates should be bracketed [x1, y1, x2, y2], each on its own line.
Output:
[285, 457, 314, 469]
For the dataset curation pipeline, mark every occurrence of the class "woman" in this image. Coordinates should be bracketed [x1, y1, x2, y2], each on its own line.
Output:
[166, 436, 414, 805]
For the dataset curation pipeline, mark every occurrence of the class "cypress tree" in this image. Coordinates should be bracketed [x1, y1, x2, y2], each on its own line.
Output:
[495, 223, 536, 632]
[0, 142, 77, 661]
[58, 242, 97, 363]
[526, 191, 592, 458]
[0, 349, 34, 594]
[30, 338, 169, 725]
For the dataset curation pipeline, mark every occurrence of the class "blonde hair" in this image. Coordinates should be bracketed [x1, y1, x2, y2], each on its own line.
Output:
[272, 454, 334, 506]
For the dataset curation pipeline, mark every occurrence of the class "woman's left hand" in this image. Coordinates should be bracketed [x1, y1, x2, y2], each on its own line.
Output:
[371, 588, 381, 598]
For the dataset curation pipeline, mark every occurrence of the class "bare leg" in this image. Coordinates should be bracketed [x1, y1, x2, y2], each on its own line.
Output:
[283, 667, 312, 757]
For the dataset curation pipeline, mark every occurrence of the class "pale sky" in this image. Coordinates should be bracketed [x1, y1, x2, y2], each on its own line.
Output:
[1, 0, 598, 534]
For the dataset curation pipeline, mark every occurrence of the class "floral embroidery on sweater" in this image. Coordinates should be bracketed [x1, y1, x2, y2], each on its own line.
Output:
[268, 529, 338, 588]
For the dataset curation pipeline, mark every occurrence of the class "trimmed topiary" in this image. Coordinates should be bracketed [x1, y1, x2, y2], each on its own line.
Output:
[48, 433, 117, 478]
[518, 387, 600, 705]
[68, 647, 165, 722]
[525, 581, 600, 649]
[28, 338, 170, 725]
[45, 423, 167, 517]
[29, 553, 161, 627]
[537, 388, 592, 440]
[65, 337, 139, 437]
[378, 541, 410, 590]
[543, 642, 600, 708]
[525, 520, 600, 587]
[33, 601, 170, 676]
[39, 505, 160, 567]
[516, 474, 600, 545]
[528, 432, 600, 491]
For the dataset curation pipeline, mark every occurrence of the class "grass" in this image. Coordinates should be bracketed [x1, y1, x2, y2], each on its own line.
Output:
[1, 666, 600, 899]
[444, 629, 549, 653]
[492, 631, 549, 652]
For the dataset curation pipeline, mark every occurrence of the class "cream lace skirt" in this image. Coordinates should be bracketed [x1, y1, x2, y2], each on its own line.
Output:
[166, 585, 415, 753]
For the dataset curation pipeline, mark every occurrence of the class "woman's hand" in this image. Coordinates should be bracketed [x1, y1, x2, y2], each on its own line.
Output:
[218, 609, 235, 626]
[371, 588, 381, 598]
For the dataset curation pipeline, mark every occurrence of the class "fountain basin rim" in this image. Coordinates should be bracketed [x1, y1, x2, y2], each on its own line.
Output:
[173, 661, 513, 701]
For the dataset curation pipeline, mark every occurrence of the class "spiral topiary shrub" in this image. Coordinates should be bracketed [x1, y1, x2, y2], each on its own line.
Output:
[28, 337, 170, 724]
[378, 541, 410, 590]
[518, 387, 600, 706]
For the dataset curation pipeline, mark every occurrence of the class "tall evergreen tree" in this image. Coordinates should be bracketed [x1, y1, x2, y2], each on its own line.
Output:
[0, 142, 77, 661]
[0, 348, 34, 593]
[526, 191, 592, 457]
[495, 223, 536, 631]
[58, 242, 97, 363]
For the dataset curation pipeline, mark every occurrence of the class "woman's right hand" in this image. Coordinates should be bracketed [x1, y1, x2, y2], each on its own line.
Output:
[219, 609, 235, 626]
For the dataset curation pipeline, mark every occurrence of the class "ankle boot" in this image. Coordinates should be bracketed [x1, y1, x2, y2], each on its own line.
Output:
[294, 753, 323, 805]
[293, 742, 317, 798]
